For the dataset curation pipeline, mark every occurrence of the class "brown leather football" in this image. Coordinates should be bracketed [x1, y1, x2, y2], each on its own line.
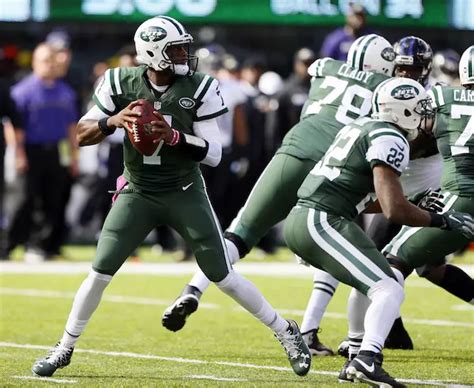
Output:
[127, 99, 161, 156]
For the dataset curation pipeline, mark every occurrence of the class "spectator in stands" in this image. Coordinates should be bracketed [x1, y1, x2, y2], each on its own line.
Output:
[320, 3, 372, 60]
[5, 43, 79, 262]
[0, 79, 25, 260]
[266, 48, 315, 152]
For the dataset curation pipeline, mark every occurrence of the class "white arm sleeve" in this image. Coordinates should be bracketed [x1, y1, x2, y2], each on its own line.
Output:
[195, 79, 228, 120]
[79, 105, 109, 122]
[93, 70, 117, 114]
[193, 118, 222, 167]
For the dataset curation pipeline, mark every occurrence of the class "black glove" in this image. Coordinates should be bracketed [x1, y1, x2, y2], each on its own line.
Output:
[430, 210, 474, 239]
[416, 189, 445, 213]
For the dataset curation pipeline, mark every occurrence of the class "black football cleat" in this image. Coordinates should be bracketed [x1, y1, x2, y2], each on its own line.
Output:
[385, 317, 414, 350]
[302, 328, 334, 356]
[162, 285, 201, 332]
[346, 351, 406, 388]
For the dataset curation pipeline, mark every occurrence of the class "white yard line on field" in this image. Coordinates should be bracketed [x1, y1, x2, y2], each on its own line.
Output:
[187, 375, 248, 382]
[2, 287, 473, 328]
[0, 287, 219, 309]
[2, 261, 472, 278]
[12, 375, 77, 384]
[0, 342, 468, 387]
[452, 304, 474, 311]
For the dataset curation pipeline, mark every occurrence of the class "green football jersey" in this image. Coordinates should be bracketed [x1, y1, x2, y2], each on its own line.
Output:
[277, 58, 390, 161]
[428, 85, 474, 195]
[93, 65, 228, 192]
[298, 117, 410, 219]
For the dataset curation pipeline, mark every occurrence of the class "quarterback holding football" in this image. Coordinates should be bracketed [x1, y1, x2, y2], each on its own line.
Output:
[31, 16, 312, 378]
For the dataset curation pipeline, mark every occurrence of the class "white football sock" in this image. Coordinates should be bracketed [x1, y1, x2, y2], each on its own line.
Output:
[301, 269, 339, 333]
[347, 288, 370, 358]
[189, 238, 240, 293]
[360, 278, 404, 354]
[60, 270, 112, 348]
[216, 270, 288, 334]
[390, 267, 405, 318]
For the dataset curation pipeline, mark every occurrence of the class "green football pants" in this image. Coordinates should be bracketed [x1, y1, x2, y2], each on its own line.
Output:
[227, 152, 316, 250]
[93, 178, 231, 281]
[384, 192, 474, 273]
[284, 206, 395, 295]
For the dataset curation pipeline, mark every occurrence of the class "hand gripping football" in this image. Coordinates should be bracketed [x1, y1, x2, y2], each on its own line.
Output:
[127, 99, 161, 156]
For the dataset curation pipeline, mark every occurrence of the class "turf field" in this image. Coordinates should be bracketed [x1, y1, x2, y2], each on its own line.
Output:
[1, 250, 473, 387]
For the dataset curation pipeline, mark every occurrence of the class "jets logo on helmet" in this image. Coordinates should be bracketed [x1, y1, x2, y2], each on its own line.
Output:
[391, 85, 420, 100]
[381, 47, 396, 62]
[140, 26, 167, 42]
[459, 45, 474, 86]
[347, 34, 395, 75]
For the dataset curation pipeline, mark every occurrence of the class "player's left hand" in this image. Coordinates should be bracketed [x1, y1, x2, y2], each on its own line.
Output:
[150, 110, 173, 144]
[416, 189, 445, 213]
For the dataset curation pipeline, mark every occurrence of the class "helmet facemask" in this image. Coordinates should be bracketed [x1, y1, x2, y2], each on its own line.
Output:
[163, 42, 198, 76]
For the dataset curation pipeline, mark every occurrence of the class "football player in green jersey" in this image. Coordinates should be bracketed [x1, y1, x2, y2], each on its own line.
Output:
[283, 77, 474, 387]
[163, 35, 395, 350]
[32, 16, 312, 378]
[384, 45, 474, 301]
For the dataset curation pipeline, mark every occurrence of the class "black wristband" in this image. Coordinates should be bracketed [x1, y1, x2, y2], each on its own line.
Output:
[429, 212, 447, 228]
[98, 117, 116, 136]
[177, 133, 209, 162]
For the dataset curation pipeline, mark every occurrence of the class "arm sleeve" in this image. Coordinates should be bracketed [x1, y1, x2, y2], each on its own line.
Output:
[92, 70, 117, 115]
[79, 105, 110, 121]
[195, 79, 228, 121]
[193, 117, 222, 167]
[366, 135, 410, 175]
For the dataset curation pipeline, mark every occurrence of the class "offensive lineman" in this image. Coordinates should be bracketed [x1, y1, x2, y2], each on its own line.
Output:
[163, 35, 396, 355]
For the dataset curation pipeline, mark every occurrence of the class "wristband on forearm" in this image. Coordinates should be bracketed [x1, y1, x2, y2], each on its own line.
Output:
[166, 128, 181, 146]
[175, 132, 209, 162]
[98, 117, 116, 136]
[429, 212, 447, 228]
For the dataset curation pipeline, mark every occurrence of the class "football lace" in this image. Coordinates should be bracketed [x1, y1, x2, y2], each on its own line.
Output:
[132, 122, 140, 143]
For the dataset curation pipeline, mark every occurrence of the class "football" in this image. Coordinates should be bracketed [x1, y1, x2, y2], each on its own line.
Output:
[127, 99, 161, 156]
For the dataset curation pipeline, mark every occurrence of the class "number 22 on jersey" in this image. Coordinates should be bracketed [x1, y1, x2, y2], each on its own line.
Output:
[311, 125, 362, 181]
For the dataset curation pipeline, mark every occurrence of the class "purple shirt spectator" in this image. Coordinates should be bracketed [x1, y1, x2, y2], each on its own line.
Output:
[320, 27, 374, 61]
[11, 74, 78, 144]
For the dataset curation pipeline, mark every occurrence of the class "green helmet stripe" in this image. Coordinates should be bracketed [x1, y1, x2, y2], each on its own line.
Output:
[373, 90, 379, 113]
[469, 47, 474, 79]
[358, 35, 377, 70]
[350, 37, 365, 68]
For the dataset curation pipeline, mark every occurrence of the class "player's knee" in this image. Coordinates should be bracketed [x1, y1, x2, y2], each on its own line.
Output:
[215, 270, 238, 292]
[368, 278, 404, 305]
[223, 231, 250, 259]
[386, 254, 412, 279]
[194, 248, 229, 282]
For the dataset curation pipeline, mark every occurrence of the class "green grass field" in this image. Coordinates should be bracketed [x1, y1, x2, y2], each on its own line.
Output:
[1, 247, 473, 387]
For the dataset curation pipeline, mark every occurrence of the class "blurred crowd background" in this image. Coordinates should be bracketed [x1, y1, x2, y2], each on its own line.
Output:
[0, 0, 473, 262]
